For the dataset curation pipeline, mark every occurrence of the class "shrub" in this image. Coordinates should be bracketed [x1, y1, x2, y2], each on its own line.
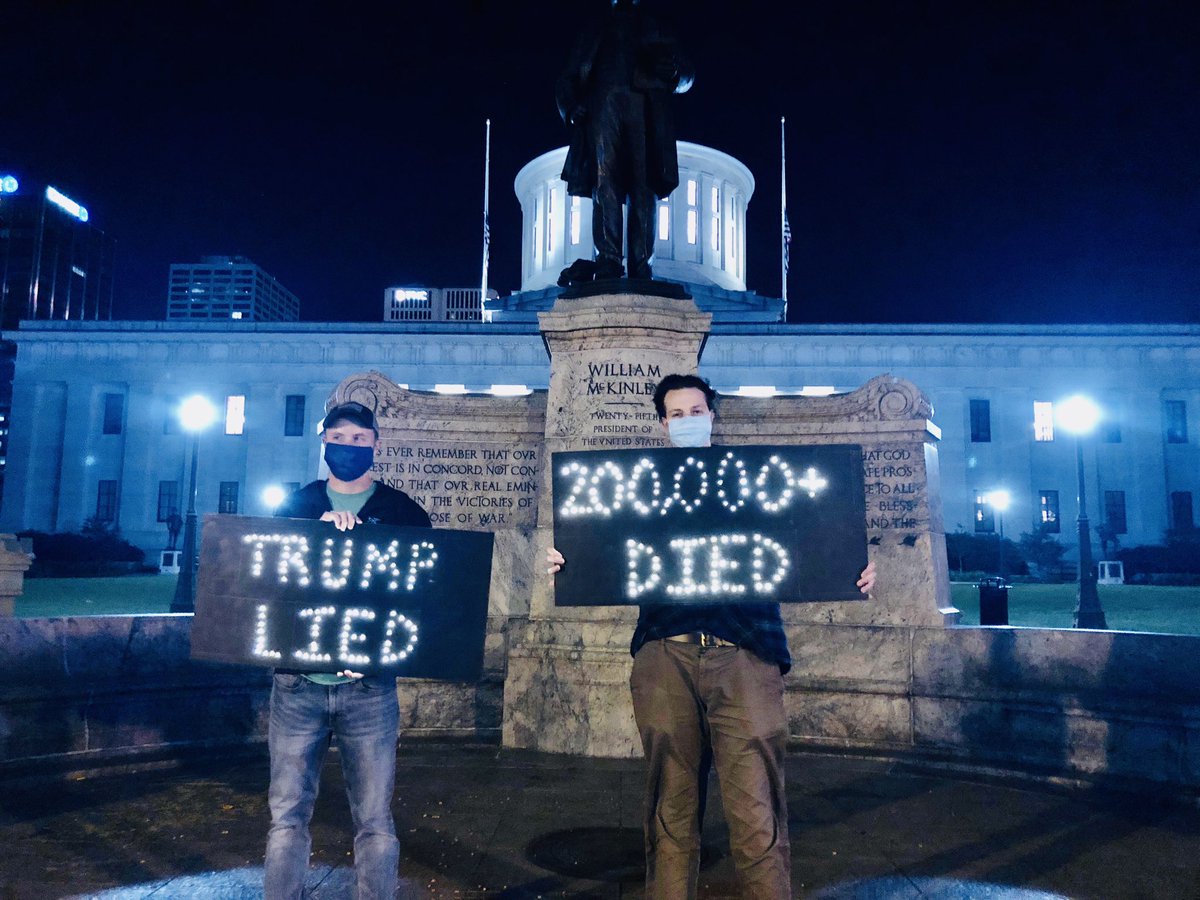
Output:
[17, 522, 146, 578]
[945, 531, 1028, 578]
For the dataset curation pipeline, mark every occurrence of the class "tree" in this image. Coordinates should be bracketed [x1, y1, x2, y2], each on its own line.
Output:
[1018, 525, 1067, 580]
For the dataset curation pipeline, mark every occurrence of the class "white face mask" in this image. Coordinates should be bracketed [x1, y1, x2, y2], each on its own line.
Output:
[667, 414, 712, 448]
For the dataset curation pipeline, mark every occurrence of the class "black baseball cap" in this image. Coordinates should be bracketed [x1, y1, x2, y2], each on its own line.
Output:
[321, 401, 378, 436]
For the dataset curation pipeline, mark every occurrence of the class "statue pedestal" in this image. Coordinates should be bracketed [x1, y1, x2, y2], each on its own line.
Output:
[0, 535, 33, 617]
[502, 293, 710, 757]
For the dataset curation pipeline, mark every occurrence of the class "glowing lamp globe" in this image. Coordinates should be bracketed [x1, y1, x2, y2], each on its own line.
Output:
[987, 489, 1012, 512]
[179, 395, 218, 432]
[1056, 395, 1101, 435]
[262, 485, 287, 509]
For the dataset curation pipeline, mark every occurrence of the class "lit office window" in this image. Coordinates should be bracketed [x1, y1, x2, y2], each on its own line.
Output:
[1039, 490, 1060, 533]
[657, 202, 670, 241]
[687, 179, 697, 206]
[96, 480, 119, 523]
[1104, 490, 1127, 534]
[969, 399, 991, 443]
[570, 196, 581, 245]
[218, 481, 240, 514]
[225, 395, 246, 435]
[973, 492, 995, 533]
[284, 395, 306, 437]
[686, 210, 698, 245]
[1165, 400, 1188, 444]
[1033, 401, 1054, 441]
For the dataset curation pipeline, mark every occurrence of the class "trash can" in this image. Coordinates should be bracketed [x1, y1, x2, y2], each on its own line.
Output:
[978, 576, 1010, 626]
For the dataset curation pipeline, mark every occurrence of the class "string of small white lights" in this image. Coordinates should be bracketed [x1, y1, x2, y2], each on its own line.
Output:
[560, 452, 827, 519]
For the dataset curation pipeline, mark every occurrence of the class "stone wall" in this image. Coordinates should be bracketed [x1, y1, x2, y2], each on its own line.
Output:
[3, 614, 1198, 795]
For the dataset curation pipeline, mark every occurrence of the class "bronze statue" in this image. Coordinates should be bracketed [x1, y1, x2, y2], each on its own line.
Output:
[557, 0, 694, 285]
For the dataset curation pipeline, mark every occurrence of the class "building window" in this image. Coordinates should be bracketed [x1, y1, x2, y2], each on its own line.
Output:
[1165, 400, 1188, 443]
[284, 395, 306, 437]
[686, 179, 698, 245]
[570, 196, 582, 245]
[1102, 418, 1122, 443]
[1104, 490, 1127, 535]
[157, 481, 180, 522]
[657, 201, 670, 241]
[96, 480, 119, 522]
[218, 481, 240, 514]
[709, 184, 720, 253]
[1033, 401, 1054, 442]
[969, 399, 991, 443]
[1171, 491, 1194, 530]
[163, 396, 179, 434]
[225, 395, 246, 435]
[973, 492, 994, 533]
[102, 393, 124, 435]
[284, 481, 301, 497]
[1039, 490, 1060, 533]
[546, 186, 557, 255]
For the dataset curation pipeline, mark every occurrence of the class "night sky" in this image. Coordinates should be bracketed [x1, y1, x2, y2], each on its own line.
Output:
[4, 1, 1198, 324]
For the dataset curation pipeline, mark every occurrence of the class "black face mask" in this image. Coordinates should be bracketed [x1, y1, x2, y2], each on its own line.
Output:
[324, 442, 374, 481]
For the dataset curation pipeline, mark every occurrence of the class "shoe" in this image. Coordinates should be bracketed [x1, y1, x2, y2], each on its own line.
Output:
[593, 260, 625, 280]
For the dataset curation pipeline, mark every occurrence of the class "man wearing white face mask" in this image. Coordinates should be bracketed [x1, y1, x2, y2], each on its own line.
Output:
[265, 402, 430, 900]
[548, 374, 876, 898]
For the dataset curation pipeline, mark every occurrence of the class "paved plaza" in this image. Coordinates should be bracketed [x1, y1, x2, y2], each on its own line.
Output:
[1, 743, 1197, 899]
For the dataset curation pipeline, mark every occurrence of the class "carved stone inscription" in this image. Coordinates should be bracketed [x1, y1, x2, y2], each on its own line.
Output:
[861, 444, 926, 531]
[575, 358, 666, 450]
[371, 441, 542, 530]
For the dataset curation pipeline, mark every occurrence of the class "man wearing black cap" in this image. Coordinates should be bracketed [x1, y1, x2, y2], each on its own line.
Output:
[264, 401, 429, 900]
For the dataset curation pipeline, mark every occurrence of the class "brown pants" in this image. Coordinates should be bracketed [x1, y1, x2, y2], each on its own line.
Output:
[630, 640, 792, 899]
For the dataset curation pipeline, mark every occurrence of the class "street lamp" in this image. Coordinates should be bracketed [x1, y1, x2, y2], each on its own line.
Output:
[987, 489, 1012, 578]
[1057, 395, 1107, 629]
[170, 395, 217, 613]
[261, 484, 287, 512]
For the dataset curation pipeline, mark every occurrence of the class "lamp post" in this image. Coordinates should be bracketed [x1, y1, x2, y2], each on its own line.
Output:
[1057, 395, 1107, 629]
[170, 395, 217, 613]
[987, 489, 1012, 578]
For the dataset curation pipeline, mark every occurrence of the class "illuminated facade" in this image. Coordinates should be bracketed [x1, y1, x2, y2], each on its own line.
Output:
[3, 320, 1199, 567]
[383, 286, 496, 322]
[0, 177, 114, 330]
[167, 256, 299, 321]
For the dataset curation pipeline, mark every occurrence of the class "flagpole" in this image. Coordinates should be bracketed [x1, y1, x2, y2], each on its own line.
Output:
[480, 117, 491, 322]
[780, 115, 788, 323]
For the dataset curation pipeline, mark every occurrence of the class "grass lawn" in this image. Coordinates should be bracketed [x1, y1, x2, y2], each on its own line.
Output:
[12, 576, 1200, 636]
[14, 574, 177, 617]
[951, 582, 1200, 635]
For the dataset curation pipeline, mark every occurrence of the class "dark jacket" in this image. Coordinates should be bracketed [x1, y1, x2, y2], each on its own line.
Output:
[276, 480, 431, 529]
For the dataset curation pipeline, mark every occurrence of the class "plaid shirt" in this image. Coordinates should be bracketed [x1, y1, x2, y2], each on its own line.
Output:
[631, 602, 792, 673]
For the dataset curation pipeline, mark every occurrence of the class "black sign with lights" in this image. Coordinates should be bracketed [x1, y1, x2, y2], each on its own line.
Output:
[190, 515, 494, 679]
[552, 445, 868, 606]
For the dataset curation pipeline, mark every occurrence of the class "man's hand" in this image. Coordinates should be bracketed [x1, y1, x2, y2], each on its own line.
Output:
[857, 560, 877, 595]
[337, 670, 364, 679]
[546, 547, 565, 576]
[320, 510, 362, 531]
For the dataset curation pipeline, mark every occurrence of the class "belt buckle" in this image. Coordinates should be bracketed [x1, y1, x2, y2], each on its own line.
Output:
[698, 632, 719, 649]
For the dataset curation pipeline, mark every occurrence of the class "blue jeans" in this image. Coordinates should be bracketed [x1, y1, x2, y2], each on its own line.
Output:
[264, 673, 400, 900]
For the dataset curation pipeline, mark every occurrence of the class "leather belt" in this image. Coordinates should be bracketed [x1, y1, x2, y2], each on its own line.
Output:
[665, 632, 736, 648]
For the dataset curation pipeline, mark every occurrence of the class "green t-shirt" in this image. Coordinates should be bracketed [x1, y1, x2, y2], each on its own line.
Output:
[304, 481, 379, 686]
